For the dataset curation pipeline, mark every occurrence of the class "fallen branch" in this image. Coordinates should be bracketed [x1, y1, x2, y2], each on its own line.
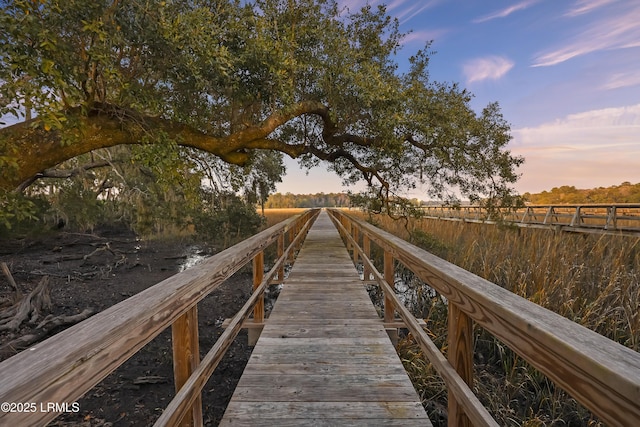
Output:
[0, 308, 93, 357]
[0, 276, 51, 331]
[83, 243, 114, 260]
[35, 308, 94, 330]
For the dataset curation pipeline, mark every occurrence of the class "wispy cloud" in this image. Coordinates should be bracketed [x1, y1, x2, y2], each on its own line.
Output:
[510, 104, 640, 192]
[388, 0, 439, 24]
[533, 3, 640, 67]
[565, 0, 617, 17]
[473, 0, 539, 23]
[515, 104, 640, 137]
[602, 72, 640, 90]
[463, 56, 514, 84]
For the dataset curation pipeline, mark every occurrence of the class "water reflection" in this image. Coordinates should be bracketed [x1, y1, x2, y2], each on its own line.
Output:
[357, 262, 446, 319]
[179, 246, 209, 272]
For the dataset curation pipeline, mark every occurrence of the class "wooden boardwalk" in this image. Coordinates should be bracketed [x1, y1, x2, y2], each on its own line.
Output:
[220, 211, 431, 426]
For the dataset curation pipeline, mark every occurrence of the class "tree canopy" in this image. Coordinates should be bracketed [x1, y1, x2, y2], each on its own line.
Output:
[0, 0, 523, 210]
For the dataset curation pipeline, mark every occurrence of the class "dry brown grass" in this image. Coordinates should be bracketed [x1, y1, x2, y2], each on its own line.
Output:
[260, 208, 309, 227]
[353, 211, 639, 425]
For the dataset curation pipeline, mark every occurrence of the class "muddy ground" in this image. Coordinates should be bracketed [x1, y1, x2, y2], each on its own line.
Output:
[0, 227, 259, 426]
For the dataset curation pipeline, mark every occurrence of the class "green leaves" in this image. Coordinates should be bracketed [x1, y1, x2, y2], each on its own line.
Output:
[1, 0, 523, 214]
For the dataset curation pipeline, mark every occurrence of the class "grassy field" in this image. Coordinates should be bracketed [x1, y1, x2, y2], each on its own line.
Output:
[353, 211, 639, 426]
[260, 208, 310, 227]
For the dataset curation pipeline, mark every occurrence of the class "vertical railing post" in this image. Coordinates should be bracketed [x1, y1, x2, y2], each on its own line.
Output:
[288, 228, 295, 262]
[352, 226, 359, 268]
[172, 306, 203, 427]
[383, 250, 397, 345]
[277, 233, 285, 282]
[248, 251, 265, 346]
[363, 234, 371, 281]
[606, 206, 617, 230]
[447, 302, 473, 427]
[570, 206, 582, 227]
[344, 217, 351, 251]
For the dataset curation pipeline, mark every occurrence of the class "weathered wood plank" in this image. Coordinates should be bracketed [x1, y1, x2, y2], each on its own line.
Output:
[246, 351, 407, 365]
[222, 401, 427, 419]
[241, 362, 409, 376]
[260, 324, 387, 338]
[220, 211, 431, 425]
[231, 383, 420, 402]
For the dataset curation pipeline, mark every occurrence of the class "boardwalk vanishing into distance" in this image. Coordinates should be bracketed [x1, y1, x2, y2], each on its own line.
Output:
[220, 211, 431, 425]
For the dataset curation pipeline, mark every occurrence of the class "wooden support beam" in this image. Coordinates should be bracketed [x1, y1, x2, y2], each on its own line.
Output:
[288, 229, 295, 262]
[249, 252, 265, 346]
[171, 306, 203, 427]
[277, 234, 285, 282]
[447, 302, 473, 427]
[383, 250, 397, 345]
[362, 235, 371, 281]
[352, 226, 359, 268]
[221, 319, 265, 329]
[605, 206, 617, 230]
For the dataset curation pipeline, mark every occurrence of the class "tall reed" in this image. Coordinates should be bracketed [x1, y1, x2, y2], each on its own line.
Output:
[357, 212, 639, 425]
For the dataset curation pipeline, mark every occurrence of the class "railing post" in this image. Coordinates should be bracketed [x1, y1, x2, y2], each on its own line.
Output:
[570, 206, 582, 227]
[447, 302, 473, 427]
[277, 234, 285, 282]
[249, 251, 264, 346]
[383, 250, 397, 345]
[606, 206, 617, 230]
[352, 226, 359, 267]
[288, 228, 295, 262]
[362, 234, 371, 281]
[171, 305, 203, 427]
[344, 218, 352, 251]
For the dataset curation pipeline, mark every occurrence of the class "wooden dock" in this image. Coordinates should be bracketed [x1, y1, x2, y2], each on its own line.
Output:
[220, 211, 431, 426]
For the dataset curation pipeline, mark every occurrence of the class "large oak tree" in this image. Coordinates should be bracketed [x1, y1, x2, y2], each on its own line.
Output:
[0, 0, 522, 206]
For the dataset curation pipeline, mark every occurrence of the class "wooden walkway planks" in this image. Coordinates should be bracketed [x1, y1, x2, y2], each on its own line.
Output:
[220, 210, 431, 426]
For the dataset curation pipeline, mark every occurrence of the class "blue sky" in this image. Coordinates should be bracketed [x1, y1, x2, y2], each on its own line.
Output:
[278, 0, 640, 195]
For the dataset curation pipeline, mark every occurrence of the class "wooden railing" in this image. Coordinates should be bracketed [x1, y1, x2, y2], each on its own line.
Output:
[328, 209, 640, 427]
[0, 209, 319, 426]
[421, 204, 640, 236]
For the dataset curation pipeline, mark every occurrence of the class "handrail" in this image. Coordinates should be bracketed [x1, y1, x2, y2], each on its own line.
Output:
[0, 209, 320, 426]
[420, 204, 640, 236]
[154, 209, 318, 426]
[328, 209, 640, 426]
[327, 211, 498, 427]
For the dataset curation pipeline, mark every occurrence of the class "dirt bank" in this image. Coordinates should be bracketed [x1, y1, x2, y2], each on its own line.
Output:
[0, 229, 253, 426]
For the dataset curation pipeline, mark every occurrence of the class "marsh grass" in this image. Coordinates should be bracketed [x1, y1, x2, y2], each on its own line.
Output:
[261, 208, 309, 227]
[356, 212, 639, 425]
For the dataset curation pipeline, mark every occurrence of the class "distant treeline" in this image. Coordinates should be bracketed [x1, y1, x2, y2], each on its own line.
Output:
[265, 182, 640, 209]
[523, 181, 640, 204]
[264, 192, 351, 208]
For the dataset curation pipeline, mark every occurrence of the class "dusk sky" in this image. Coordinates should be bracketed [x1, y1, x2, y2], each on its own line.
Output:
[278, 0, 640, 196]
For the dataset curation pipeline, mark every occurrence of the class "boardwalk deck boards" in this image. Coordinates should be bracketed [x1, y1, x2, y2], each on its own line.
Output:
[220, 211, 431, 426]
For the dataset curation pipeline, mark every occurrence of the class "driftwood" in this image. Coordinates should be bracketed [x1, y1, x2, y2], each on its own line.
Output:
[0, 276, 51, 331]
[0, 264, 95, 358]
[0, 309, 94, 357]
